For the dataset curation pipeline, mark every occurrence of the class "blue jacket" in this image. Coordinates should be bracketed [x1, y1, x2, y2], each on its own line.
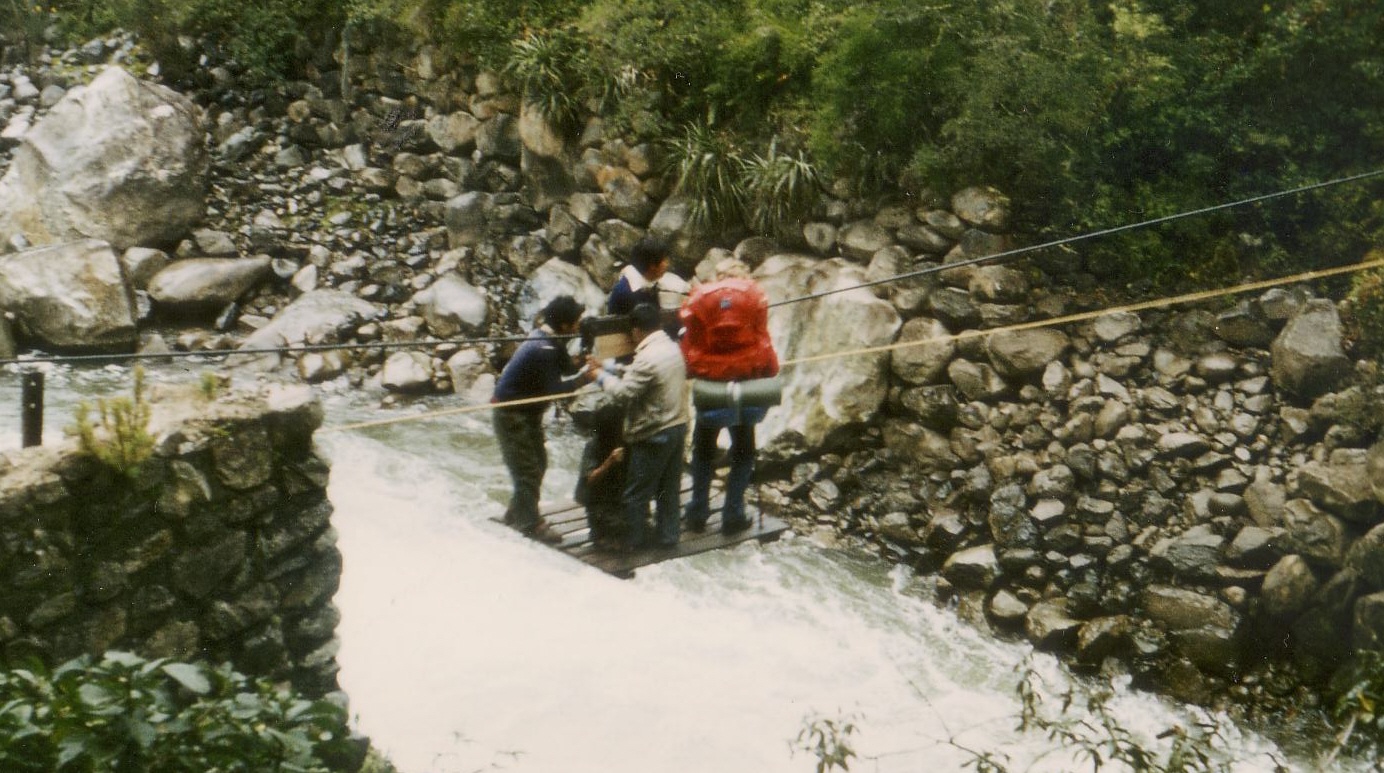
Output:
[492, 328, 581, 414]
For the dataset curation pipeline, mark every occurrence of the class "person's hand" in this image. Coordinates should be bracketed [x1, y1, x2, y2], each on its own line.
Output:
[608, 447, 626, 463]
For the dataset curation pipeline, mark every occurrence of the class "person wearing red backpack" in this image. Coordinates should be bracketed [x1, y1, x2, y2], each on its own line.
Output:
[679, 258, 779, 534]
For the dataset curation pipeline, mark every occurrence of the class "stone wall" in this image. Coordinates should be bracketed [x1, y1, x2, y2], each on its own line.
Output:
[0, 381, 342, 696]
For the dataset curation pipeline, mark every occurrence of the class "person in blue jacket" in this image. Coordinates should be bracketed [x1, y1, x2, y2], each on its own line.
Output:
[607, 236, 670, 315]
[491, 295, 590, 543]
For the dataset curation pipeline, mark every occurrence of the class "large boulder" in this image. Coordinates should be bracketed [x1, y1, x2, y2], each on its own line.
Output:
[1142, 585, 1242, 670]
[755, 256, 902, 448]
[233, 290, 383, 370]
[951, 186, 1010, 231]
[0, 239, 137, 350]
[1298, 450, 1378, 524]
[413, 274, 490, 337]
[520, 258, 606, 324]
[147, 256, 272, 313]
[0, 67, 206, 250]
[1270, 299, 1352, 399]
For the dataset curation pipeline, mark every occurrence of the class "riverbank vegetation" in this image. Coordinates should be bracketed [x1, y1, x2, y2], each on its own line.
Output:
[11, 0, 1377, 289]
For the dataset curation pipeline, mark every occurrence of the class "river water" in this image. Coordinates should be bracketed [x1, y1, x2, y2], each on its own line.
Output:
[0, 364, 1362, 772]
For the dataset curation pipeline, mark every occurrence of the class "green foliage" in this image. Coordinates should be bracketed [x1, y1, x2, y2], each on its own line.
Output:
[505, 27, 590, 134]
[72, 366, 155, 479]
[741, 140, 823, 240]
[1346, 260, 1384, 360]
[794, 712, 857, 773]
[665, 121, 746, 233]
[0, 651, 352, 772]
[198, 370, 229, 401]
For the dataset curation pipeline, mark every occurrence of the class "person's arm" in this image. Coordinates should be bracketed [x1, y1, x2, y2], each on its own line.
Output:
[593, 350, 656, 402]
[587, 447, 625, 484]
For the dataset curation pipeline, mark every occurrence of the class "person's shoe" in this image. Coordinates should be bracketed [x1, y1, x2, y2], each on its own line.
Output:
[720, 518, 752, 536]
[683, 517, 707, 533]
[527, 521, 563, 545]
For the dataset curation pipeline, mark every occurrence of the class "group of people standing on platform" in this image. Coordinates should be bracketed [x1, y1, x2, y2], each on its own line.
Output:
[490, 236, 779, 552]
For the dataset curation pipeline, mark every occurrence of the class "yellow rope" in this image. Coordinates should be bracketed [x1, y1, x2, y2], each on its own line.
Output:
[322, 258, 1384, 434]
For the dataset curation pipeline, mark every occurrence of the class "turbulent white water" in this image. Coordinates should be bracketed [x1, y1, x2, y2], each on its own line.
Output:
[0, 365, 1346, 772]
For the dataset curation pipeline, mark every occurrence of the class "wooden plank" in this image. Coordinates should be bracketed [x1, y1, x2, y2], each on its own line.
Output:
[492, 484, 788, 578]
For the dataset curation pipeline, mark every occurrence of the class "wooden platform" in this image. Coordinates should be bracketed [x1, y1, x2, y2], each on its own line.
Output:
[494, 486, 789, 578]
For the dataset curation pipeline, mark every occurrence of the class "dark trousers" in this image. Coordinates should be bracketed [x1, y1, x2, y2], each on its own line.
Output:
[493, 408, 547, 531]
[686, 420, 756, 527]
[623, 424, 687, 548]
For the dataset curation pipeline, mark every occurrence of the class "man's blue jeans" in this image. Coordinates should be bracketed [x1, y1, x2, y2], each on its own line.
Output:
[685, 412, 759, 529]
[624, 424, 687, 548]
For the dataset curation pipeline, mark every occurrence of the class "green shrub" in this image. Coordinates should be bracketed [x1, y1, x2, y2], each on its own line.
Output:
[72, 365, 155, 479]
[0, 651, 353, 772]
[505, 27, 590, 135]
[1347, 263, 1384, 359]
[665, 121, 747, 233]
[741, 140, 822, 240]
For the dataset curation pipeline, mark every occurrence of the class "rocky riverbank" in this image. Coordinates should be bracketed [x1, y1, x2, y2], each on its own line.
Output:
[2, 30, 1382, 725]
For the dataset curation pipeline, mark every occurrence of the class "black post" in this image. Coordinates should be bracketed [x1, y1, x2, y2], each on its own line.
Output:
[21, 370, 43, 448]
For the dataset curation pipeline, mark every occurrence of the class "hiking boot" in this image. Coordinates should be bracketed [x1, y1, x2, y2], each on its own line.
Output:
[528, 521, 563, 545]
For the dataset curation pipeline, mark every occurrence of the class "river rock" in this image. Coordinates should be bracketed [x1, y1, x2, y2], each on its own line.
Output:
[803, 222, 837, 256]
[1142, 585, 1241, 669]
[521, 258, 606, 323]
[1156, 431, 1209, 459]
[968, 265, 1028, 303]
[297, 351, 349, 383]
[985, 329, 1070, 380]
[1297, 451, 1378, 524]
[942, 544, 999, 590]
[951, 186, 1009, 231]
[147, 256, 272, 312]
[381, 351, 434, 393]
[756, 256, 901, 448]
[600, 169, 655, 226]
[1270, 299, 1351, 399]
[444, 191, 490, 248]
[1261, 555, 1319, 618]
[0, 239, 137, 350]
[896, 385, 959, 430]
[1245, 478, 1287, 527]
[427, 110, 480, 154]
[837, 220, 894, 262]
[1076, 616, 1133, 664]
[889, 317, 955, 385]
[0, 67, 206, 250]
[1225, 525, 1285, 569]
[414, 274, 489, 337]
[1371, 440, 1384, 505]
[121, 247, 171, 290]
[1150, 525, 1224, 580]
[475, 113, 520, 161]
[237, 289, 383, 366]
[948, 358, 1008, 402]
[882, 421, 960, 472]
[1214, 304, 1274, 348]
[1026, 599, 1082, 651]
[1281, 498, 1350, 569]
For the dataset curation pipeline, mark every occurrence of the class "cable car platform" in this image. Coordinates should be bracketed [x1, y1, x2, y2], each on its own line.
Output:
[494, 488, 789, 578]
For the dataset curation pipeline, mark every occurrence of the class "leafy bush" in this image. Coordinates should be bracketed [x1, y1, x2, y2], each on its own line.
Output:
[665, 121, 746, 233]
[741, 140, 822, 240]
[72, 365, 155, 480]
[505, 28, 590, 134]
[794, 712, 858, 773]
[1345, 259, 1384, 359]
[0, 651, 353, 772]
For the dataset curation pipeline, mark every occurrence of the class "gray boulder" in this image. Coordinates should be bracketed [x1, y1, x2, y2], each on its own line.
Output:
[1142, 584, 1242, 670]
[147, 256, 272, 312]
[756, 256, 901, 447]
[1298, 451, 1378, 524]
[235, 290, 383, 370]
[942, 544, 1000, 590]
[1354, 591, 1384, 652]
[1261, 555, 1319, 618]
[0, 67, 206, 250]
[1026, 599, 1082, 651]
[986, 329, 1070, 380]
[889, 317, 955, 385]
[121, 247, 170, 290]
[414, 274, 489, 337]
[881, 420, 960, 473]
[0, 239, 137, 350]
[1270, 299, 1352, 399]
[381, 351, 434, 393]
[837, 221, 893, 261]
[1282, 498, 1350, 569]
[520, 258, 606, 324]
[1371, 440, 1384, 505]
[951, 186, 1010, 231]
[1149, 525, 1224, 580]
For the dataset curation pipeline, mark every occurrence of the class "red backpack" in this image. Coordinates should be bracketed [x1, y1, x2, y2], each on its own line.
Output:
[679, 278, 779, 381]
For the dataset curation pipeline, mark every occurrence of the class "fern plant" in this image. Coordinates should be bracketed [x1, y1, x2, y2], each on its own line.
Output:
[73, 366, 155, 479]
